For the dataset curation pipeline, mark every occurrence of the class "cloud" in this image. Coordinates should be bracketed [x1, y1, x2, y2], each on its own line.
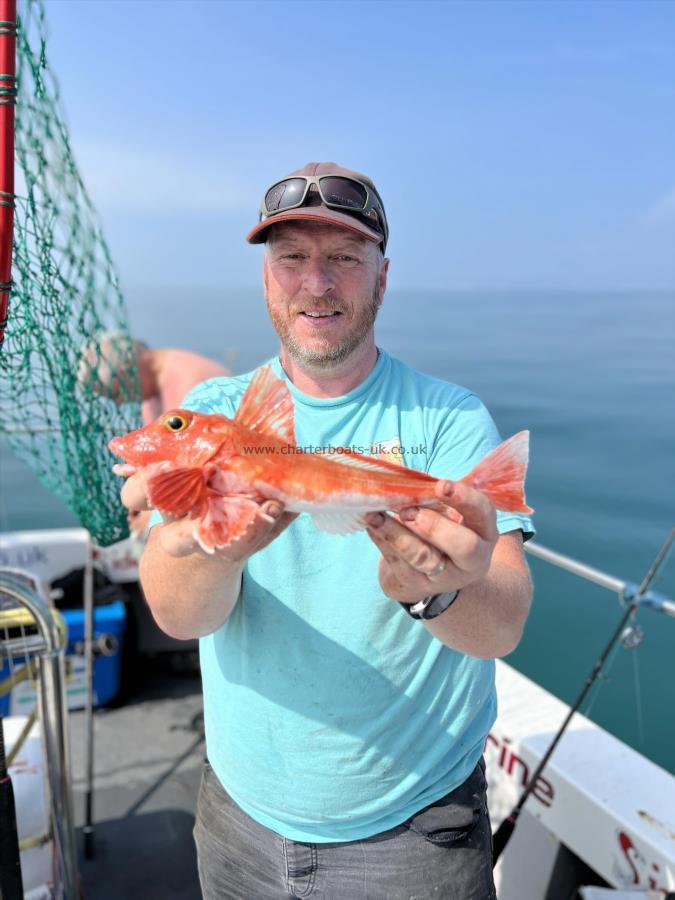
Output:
[642, 188, 675, 228]
[70, 140, 251, 214]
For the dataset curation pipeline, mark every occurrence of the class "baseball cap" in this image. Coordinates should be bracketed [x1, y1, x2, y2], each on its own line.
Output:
[246, 161, 388, 251]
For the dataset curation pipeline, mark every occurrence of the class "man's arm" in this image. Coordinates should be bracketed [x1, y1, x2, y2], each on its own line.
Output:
[154, 349, 231, 414]
[366, 480, 533, 658]
[139, 530, 246, 640]
[121, 472, 296, 640]
[422, 532, 531, 658]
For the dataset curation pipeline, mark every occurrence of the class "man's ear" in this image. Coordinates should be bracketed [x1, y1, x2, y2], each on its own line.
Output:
[377, 256, 390, 305]
[262, 254, 269, 299]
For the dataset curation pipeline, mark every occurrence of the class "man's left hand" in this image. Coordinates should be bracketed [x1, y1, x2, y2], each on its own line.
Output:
[365, 480, 499, 604]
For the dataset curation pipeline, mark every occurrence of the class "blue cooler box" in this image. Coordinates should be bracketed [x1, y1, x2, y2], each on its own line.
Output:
[1, 600, 127, 714]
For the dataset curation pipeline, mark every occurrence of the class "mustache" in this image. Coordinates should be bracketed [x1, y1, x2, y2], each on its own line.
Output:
[290, 297, 347, 315]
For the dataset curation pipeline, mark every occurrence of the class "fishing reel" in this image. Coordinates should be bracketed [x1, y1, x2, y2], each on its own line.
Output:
[619, 623, 644, 650]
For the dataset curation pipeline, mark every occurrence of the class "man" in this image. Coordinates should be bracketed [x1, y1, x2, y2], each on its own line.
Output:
[120, 162, 534, 899]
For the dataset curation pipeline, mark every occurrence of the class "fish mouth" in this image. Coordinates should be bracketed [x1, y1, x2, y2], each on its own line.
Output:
[108, 436, 127, 457]
[108, 434, 145, 467]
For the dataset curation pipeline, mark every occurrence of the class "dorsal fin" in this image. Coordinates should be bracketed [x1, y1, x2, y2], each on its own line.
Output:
[235, 365, 296, 445]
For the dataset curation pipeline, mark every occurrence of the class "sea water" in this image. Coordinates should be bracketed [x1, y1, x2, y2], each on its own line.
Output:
[1, 288, 674, 772]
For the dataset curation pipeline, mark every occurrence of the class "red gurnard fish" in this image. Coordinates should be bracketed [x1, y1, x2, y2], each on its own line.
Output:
[109, 365, 533, 553]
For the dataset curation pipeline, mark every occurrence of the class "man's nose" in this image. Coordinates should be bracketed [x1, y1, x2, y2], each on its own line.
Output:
[301, 259, 334, 296]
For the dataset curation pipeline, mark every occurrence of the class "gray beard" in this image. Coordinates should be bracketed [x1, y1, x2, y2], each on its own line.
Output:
[268, 291, 381, 370]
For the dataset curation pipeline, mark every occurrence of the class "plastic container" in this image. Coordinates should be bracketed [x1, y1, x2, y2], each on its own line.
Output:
[0, 599, 127, 714]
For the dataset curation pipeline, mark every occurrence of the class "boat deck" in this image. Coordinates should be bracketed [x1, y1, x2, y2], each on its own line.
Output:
[22, 636, 675, 899]
[69, 655, 205, 899]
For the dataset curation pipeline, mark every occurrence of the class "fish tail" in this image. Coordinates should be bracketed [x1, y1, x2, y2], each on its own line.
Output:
[460, 431, 533, 514]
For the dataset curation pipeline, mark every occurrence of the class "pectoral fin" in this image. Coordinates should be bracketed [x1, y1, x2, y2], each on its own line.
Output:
[147, 466, 208, 517]
[192, 493, 265, 553]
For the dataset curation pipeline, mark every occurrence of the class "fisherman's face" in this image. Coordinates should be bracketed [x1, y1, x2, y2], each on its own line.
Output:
[263, 222, 388, 369]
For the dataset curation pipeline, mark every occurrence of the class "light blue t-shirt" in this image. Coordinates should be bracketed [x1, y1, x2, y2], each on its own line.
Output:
[168, 350, 534, 842]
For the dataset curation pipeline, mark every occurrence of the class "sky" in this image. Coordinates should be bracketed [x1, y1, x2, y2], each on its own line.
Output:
[36, 0, 675, 291]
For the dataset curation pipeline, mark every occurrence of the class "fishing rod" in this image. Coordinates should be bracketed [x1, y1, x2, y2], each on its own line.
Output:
[493, 527, 675, 865]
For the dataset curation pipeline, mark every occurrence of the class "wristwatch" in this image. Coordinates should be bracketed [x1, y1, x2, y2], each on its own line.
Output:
[400, 589, 461, 621]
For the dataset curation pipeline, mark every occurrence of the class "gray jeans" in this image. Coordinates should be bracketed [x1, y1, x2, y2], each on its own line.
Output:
[193, 759, 496, 900]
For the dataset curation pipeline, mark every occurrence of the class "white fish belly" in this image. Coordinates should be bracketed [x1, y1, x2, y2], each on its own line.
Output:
[282, 492, 408, 515]
[278, 492, 430, 534]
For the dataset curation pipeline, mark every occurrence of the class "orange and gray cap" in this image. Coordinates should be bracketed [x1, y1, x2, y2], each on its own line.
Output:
[246, 161, 389, 252]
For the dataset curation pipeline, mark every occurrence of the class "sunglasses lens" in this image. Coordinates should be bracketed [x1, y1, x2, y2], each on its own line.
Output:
[319, 177, 368, 210]
[264, 178, 307, 212]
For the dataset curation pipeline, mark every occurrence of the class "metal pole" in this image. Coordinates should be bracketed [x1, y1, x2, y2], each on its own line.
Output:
[525, 539, 675, 617]
[0, 0, 16, 351]
[83, 534, 96, 858]
[36, 647, 79, 899]
[0, 570, 79, 899]
[525, 541, 626, 594]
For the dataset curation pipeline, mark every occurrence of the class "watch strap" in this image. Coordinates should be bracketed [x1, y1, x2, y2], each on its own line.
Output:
[401, 589, 461, 620]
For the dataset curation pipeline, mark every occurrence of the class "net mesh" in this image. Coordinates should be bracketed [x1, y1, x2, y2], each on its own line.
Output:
[0, 0, 141, 546]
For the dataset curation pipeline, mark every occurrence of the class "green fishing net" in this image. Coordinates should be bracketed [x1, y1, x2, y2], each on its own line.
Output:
[0, 0, 141, 546]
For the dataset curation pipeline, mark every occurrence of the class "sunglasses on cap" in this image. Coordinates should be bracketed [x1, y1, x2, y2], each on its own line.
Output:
[259, 174, 389, 249]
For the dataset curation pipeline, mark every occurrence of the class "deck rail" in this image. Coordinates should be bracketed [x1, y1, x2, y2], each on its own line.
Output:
[525, 540, 675, 617]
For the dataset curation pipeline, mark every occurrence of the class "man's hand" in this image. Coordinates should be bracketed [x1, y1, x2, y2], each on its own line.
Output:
[365, 479, 499, 604]
[118, 469, 297, 560]
[366, 479, 532, 657]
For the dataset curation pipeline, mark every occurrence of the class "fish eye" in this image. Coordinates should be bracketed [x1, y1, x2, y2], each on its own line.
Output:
[164, 414, 188, 432]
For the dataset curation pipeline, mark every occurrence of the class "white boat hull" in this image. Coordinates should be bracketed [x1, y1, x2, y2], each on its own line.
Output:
[490, 662, 675, 895]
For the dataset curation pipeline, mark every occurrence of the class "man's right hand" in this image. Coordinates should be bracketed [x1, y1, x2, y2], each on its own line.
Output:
[119, 470, 297, 561]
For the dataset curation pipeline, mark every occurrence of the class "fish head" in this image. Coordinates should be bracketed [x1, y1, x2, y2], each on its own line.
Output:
[108, 409, 235, 468]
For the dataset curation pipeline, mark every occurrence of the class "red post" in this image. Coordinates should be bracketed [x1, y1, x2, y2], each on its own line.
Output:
[0, 0, 16, 351]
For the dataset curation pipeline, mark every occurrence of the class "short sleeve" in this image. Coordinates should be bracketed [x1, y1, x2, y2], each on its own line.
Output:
[427, 392, 535, 541]
[180, 376, 241, 417]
